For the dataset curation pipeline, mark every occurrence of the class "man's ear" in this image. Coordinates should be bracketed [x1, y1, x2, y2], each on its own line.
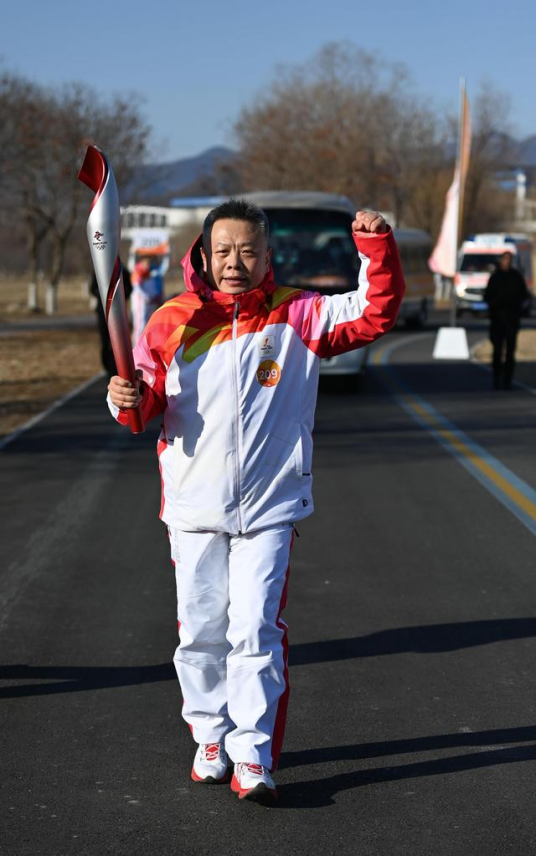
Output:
[200, 246, 208, 273]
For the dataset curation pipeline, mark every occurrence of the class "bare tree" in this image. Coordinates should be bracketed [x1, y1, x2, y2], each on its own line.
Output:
[374, 94, 448, 227]
[37, 84, 150, 313]
[233, 42, 445, 226]
[0, 72, 52, 307]
[462, 81, 515, 235]
[0, 70, 150, 313]
[234, 45, 519, 242]
[235, 44, 378, 202]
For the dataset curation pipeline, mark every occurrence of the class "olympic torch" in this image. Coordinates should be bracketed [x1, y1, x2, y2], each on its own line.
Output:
[78, 145, 144, 434]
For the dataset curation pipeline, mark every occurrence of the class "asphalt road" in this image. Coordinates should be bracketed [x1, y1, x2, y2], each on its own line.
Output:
[1, 318, 536, 856]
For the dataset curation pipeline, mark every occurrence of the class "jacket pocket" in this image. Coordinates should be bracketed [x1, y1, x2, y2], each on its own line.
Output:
[264, 428, 303, 478]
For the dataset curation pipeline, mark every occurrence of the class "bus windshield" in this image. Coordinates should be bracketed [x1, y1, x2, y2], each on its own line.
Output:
[265, 208, 360, 292]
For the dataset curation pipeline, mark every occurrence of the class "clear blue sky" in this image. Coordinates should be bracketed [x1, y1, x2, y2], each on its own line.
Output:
[2, 0, 535, 162]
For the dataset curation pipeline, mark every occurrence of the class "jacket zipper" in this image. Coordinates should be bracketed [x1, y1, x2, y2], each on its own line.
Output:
[231, 301, 243, 534]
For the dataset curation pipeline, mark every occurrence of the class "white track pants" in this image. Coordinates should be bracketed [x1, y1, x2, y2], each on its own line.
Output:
[169, 524, 293, 770]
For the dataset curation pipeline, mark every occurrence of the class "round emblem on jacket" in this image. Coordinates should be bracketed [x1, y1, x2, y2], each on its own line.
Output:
[256, 360, 281, 387]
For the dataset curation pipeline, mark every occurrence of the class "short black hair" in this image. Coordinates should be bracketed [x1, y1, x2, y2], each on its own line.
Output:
[202, 197, 269, 249]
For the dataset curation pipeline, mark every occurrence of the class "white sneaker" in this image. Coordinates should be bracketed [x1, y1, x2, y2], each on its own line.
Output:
[191, 743, 230, 784]
[231, 762, 277, 804]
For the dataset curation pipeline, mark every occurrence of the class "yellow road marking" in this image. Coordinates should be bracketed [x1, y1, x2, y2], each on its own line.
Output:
[372, 339, 536, 527]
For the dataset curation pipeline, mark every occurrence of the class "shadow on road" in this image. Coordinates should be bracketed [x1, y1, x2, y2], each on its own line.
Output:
[290, 617, 536, 664]
[1, 617, 536, 699]
[276, 739, 536, 808]
[0, 661, 175, 698]
[280, 724, 536, 769]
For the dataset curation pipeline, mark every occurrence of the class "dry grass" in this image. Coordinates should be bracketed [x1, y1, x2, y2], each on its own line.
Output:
[0, 329, 102, 439]
[0, 274, 185, 321]
[0, 276, 93, 319]
[0, 271, 186, 440]
[472, 328, 536, 362]
[472, 328, 536, 388]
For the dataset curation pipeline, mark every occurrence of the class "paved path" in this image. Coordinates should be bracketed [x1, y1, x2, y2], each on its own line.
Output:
[1, 321, 536, 855]
[0, 314, 95, 336]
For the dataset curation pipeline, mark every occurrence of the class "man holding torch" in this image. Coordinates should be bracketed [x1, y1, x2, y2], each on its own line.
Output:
[108, 198, 405, 805]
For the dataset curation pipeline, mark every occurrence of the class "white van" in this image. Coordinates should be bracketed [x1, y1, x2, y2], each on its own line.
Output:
[455, 233, 534, 316]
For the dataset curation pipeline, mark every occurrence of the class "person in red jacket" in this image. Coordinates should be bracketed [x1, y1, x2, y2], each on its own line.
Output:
[131, 257, 163, 344]
[108, 199, 405, 805]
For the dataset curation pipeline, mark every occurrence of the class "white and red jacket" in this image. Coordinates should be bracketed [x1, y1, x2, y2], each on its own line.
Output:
[110, 229, 405, 533]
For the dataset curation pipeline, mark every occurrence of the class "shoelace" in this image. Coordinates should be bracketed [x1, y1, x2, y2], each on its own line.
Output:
[239, 762, 264, 777]
[203, 743, 221, 761]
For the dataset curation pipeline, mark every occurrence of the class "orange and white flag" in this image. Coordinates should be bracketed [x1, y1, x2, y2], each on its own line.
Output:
[429, 83, 472, 278]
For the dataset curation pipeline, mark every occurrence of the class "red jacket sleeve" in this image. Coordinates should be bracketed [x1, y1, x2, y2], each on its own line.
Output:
[109, 318, 167, 427]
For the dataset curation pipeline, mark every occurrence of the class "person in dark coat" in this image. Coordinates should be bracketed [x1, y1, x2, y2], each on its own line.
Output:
[484, 252, 530, 389]
[90, 266, 132, 378]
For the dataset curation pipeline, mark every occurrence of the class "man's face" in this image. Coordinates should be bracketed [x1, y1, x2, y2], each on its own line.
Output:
[500, 253, 512, 271]
[201, 218, 270, 295]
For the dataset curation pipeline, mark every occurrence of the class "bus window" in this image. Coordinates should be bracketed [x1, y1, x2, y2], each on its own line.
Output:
[265, 208, 360, 293]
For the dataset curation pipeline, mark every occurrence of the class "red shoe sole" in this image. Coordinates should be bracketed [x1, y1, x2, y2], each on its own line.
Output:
[191, 767, 231, 784]
[230, 774, 277, 804]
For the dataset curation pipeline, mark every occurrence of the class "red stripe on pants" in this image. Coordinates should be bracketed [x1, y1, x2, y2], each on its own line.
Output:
[270, 533, 293, 771]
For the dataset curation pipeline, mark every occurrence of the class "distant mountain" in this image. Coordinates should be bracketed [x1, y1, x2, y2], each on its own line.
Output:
[123, 146, 239, 205]
[122, 133, 536, 207]
[516, 135, 536, 167]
